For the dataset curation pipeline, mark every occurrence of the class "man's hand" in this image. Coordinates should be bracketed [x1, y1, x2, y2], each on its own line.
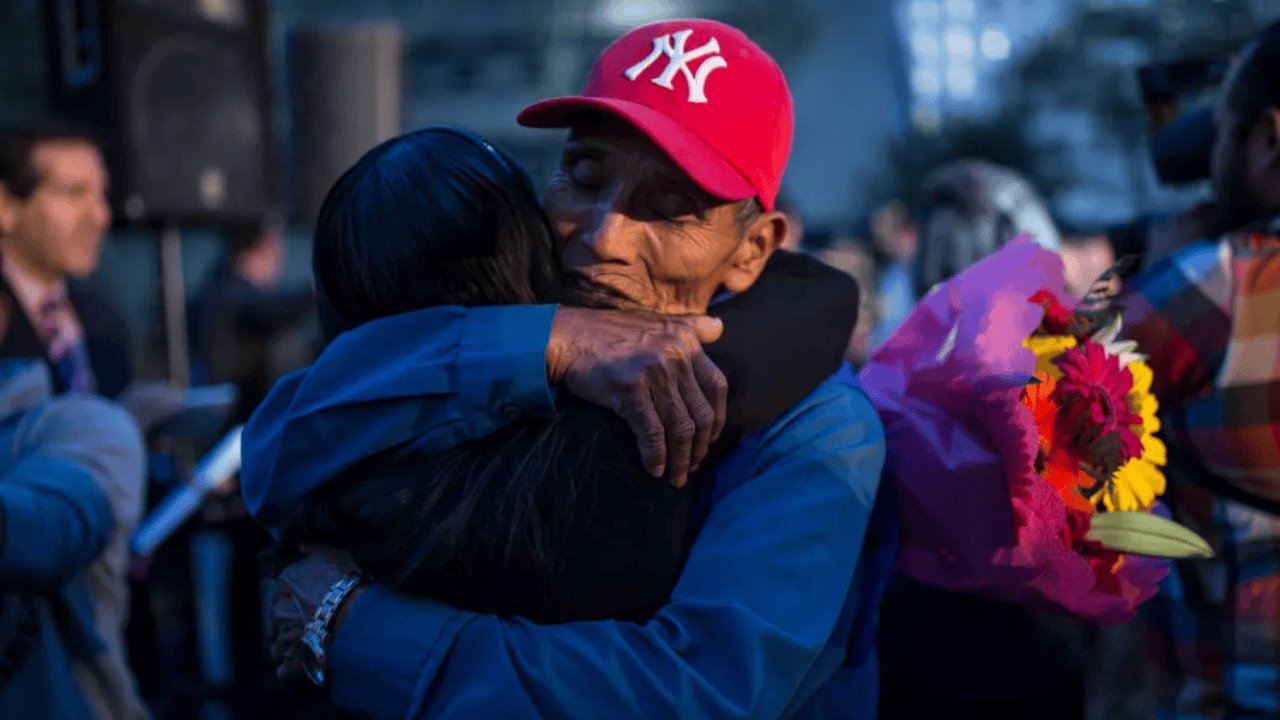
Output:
[270, 547, 362, 682]
[546, 308, 728, 487]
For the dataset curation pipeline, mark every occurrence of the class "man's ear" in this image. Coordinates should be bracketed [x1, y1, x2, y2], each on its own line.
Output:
[722, 211, 787, 294]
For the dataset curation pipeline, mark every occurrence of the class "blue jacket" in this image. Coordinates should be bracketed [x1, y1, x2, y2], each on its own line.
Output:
[0, 361, 142, 719]
[242, 305, 892, 719]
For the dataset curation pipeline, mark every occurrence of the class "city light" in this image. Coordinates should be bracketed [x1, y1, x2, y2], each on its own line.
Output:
[912, 67, 943, 96]
[910, 30, 941, 57]
[909, 0, 942, 23]
[980, 28, 1012, 61]
[944, 0, 976, 21]
[944, 27, 975, 59]
[945, 65, 977, 98]
[591, 0, 686, 29]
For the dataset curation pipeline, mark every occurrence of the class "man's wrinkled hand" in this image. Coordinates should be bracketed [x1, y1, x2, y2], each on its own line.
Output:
[269, 547, 360, 682]
[546, 307, 728, 488]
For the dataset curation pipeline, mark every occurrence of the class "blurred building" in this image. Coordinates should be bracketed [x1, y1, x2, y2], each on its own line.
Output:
[896, 0, 1066, 133]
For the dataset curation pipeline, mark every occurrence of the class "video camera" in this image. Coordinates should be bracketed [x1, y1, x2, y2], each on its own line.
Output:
[1139, 54, 1232, 185]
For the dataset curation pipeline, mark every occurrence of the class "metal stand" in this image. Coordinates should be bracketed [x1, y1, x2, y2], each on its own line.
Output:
[159, 223, 190, 389]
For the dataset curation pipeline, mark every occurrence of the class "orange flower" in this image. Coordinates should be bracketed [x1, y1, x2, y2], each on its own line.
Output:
[1022, 371, 1097, 513]
[1022, 371, 1059, 458]
[1044, 452, 1097, 512]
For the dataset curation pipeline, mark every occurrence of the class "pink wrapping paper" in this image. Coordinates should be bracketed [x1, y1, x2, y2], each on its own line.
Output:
[859, 236, 1167, 624]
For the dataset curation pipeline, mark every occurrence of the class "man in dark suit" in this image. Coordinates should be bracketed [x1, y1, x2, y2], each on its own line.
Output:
[0, 121, 131, 398]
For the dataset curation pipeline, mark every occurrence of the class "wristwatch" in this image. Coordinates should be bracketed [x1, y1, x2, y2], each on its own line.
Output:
[301, 573, 363, 687]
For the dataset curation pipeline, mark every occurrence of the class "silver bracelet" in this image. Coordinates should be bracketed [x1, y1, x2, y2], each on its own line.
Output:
[301, 574, 362, 687]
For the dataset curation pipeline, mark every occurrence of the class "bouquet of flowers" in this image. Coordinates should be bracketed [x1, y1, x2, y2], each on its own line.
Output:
[859, 236, 1210, 624]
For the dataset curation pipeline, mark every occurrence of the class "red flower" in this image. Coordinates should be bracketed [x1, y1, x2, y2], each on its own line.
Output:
[1054, 341, 1144, 463]
[1062, 507, 1129, 597]
[1029, 289, 1073, 335]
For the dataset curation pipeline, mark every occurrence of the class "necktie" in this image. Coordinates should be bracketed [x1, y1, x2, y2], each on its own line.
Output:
[37, 294, 96, 393]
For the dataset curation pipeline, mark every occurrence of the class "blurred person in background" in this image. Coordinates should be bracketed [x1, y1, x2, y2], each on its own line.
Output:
[1120, 20, 1280, 719]
[879, 157, 1089, 720]
[867, 199, 916, 349]
[819, 237, 879, 367]
[189, 217, 313, 425]
[1057, 225, 1118, 298]
[0, 357, 147, 719]
[0, 121, 131, 398]
[911, 159, 1061, 299]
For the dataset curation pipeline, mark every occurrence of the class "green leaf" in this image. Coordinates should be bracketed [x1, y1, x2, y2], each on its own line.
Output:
[1084, 512, 1214, 559]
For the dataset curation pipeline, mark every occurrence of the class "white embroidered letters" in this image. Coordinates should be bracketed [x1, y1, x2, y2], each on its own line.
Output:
[624, 29, 728, 104]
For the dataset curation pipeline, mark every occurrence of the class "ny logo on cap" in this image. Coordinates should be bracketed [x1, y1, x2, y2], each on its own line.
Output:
[624, 29, 728, 104]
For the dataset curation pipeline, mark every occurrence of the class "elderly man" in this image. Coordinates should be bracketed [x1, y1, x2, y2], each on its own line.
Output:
[251, 19, 889, 719]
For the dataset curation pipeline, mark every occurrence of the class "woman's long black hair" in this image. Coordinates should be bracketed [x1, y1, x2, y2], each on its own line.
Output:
[280, 128, 687, 626]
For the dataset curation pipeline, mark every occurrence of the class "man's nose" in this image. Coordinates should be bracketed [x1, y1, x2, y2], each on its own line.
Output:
[578, 205, 642, 265]
[89, 191, 112, 231]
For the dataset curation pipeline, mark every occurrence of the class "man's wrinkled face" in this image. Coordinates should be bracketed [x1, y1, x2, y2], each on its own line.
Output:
[542, 116, 775, 315]
[0, 141, 112, 282]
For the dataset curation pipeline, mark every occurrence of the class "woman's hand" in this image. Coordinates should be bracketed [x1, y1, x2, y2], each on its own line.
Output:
[270, 547, 362, 682]
[546, 308, 728, 488]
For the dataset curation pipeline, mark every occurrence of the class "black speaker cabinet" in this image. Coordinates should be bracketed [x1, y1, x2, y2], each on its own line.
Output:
[44, 0, 278, 226]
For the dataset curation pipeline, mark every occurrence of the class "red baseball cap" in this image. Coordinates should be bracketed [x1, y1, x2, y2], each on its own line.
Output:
[518, 19, 793, 212]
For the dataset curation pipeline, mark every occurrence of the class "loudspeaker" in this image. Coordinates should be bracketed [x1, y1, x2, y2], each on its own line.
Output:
[44, 0, 279, 226]
[290, 24, 403, 223]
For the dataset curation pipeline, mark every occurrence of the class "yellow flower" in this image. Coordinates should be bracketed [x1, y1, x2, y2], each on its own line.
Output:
[1141, 430, 1167, 466]
[1093, 358, 1167, 512]
[1024, 335, 1076, 378]
[1094, 457, 1166, 512]
[1126, 360, 1161, 434]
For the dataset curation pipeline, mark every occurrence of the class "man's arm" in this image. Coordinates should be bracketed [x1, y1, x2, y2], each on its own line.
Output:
[0, 396, 143, 591]
[244, 305, 727, 529]
[1121, 239, 1232, 410]
[319, 380, 883, 720]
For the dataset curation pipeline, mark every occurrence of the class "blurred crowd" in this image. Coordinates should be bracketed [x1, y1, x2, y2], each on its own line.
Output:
[0, 9, 1278, 720]
[805, 160, 1121, 371]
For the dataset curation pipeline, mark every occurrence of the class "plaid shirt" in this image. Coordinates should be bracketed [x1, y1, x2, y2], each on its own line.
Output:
[1121, 214, 1280, 719]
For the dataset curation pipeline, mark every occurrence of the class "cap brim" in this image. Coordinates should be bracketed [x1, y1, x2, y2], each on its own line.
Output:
[518, 96, 756, 204]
